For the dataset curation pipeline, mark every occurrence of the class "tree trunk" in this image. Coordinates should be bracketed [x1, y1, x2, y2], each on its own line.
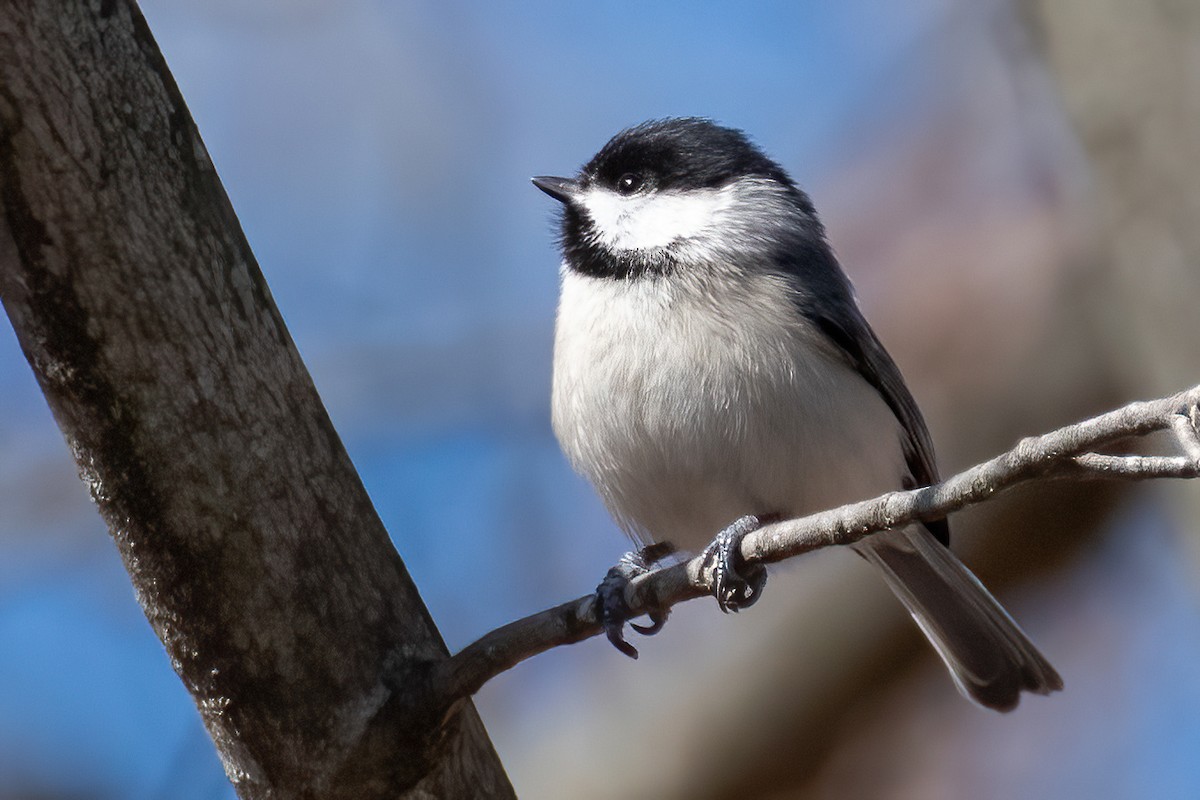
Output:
[0, 2, 513, 796]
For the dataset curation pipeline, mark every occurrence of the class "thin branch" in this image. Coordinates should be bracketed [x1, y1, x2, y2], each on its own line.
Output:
[1070, 453, 1196, 477]
[1172, 411, 1200, 462]
[430, 385, 1200, 706]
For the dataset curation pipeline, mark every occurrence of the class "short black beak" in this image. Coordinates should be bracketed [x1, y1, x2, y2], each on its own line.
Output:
[531, 175, 580, 205]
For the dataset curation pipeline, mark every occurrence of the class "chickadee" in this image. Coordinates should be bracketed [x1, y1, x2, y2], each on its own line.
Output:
[533, 118, 1061, 711]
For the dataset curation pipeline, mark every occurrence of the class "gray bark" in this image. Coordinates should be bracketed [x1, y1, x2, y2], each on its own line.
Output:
[0, 2, 513, 797]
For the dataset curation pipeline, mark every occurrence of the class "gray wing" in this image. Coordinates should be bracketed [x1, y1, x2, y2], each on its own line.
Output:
[776, 244, 949, 544]
[771, 235, 1065, 709]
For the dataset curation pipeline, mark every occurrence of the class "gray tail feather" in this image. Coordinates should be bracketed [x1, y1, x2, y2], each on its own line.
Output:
[855, 526, 1062, 712]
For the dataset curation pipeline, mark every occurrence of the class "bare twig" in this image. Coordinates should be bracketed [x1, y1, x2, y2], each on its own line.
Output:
[1069, 453, 1196, 477]
[1172, 411, 1200, 462]
[430, 385, 1200, 706]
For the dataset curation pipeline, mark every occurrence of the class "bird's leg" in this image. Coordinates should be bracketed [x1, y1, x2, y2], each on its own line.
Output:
[702, 515, 769, 613]
[596, 542, 676, 659]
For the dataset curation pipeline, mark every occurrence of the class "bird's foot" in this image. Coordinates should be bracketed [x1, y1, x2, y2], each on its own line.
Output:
[596, 542, 675, 659]
[702, 515, 768, 613]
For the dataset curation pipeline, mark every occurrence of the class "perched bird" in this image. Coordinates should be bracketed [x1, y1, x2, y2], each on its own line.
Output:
[533, 118, 1061, 711]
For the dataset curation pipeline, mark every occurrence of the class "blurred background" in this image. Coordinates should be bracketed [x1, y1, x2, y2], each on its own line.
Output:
[1, 0, 1198, 797]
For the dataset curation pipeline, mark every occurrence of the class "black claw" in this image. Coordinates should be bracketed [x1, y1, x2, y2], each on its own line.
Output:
[595, 544, 675, 658]
[597, 566, 641, 658]
[630, 607, 670, 636]
[703, 515, 768, 613]
[606, 624, 641, 659]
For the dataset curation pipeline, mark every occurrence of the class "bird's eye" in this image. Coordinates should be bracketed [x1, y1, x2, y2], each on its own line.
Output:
[616, 173, 643, 195]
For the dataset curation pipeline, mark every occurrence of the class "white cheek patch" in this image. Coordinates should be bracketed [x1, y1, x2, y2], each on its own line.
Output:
[579, 187, 730, 251]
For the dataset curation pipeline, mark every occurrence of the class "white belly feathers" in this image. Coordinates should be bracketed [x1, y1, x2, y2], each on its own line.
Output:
[552, 266, 906, 551]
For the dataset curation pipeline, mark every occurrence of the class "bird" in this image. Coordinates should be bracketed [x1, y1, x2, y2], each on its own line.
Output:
[532, 117, 1062, 711]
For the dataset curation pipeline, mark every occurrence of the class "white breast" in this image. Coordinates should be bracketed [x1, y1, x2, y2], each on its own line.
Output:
[552, 266, 906, 551]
